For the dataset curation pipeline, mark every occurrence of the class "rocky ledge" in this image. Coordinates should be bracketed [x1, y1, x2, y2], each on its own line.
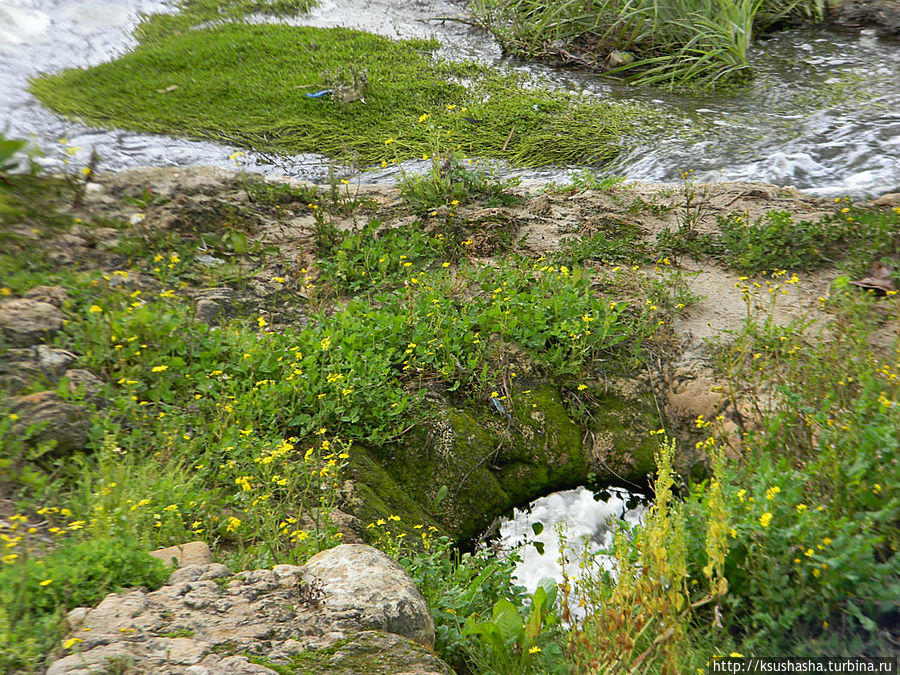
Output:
[48, 544, 451, 675]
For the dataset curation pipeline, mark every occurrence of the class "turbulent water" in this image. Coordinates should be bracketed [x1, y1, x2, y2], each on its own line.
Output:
[495, 486, 646, 607]
[1, 0, 898, 195]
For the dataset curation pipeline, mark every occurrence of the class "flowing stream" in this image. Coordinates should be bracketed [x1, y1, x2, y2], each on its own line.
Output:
[1, 0, 898, 194]
[494, 486, 647, 614]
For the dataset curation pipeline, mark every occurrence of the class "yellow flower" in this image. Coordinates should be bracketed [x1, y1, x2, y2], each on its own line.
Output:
[384, 138, 394, 145]
[89, 305, 103, 313]
[225, 516, 242, 533]
[796, 503, 808, 513]
[759, 512, 773, 528]
[320, 336, 331, 351]
[528, 646, 542, 654]
[0, 287, 12, 296]
[737, 489, 746, 503]
[577, 384, 588, 391]
[1, 554, 18, 564]
[257, 316, 267, 328]
[151, 365, 168, 373]
[39, 579, 53, 586]
[63, 637, 83, 650]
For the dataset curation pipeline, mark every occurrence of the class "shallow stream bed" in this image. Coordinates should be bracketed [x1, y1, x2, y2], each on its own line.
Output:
[2, 0, 898, 196]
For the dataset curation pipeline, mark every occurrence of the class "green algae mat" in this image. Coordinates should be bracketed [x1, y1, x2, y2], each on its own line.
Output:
[30, 23, 662, 167]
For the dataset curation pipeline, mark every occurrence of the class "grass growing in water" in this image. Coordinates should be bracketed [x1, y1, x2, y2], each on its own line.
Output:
[30, 24, 663, 168]
[470, 0, 835, 87]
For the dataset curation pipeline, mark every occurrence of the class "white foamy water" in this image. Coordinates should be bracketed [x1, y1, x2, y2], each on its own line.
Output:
[496, 486, 646, 602]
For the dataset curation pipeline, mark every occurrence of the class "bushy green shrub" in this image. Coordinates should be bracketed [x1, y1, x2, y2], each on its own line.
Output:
[0, 536, 169, 673]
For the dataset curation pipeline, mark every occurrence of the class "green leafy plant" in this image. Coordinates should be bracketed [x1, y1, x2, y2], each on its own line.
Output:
[464, 578, 569, 675]
[399, 151, 521, 214]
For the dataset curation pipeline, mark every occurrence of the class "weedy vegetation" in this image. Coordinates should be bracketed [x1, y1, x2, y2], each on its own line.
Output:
[470, 0, 837, 87]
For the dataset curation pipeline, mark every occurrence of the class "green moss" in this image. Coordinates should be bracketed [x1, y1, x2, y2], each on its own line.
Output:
[348, 445, 440, 534]
[346, 382, 658, 543]
[248, 631, 452, 674]
[30, 24, 662, 168]
[584, 388, 659, 483]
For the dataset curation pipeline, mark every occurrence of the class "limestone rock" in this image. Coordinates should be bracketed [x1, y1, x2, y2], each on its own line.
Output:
[47, 546, 450, 675]
[0, 346, 78, 394]
[149, 541, 213, 568]
[8, 391, 91, 455]
[294, 630, 453, 675]
[873, 192, 900, 207]
[302, 544, 436, 646]
[64, 368, 105, 400]
[195, 298, 223, 323]
[22, 285, 69, 307]
[0, 298, 65, 346]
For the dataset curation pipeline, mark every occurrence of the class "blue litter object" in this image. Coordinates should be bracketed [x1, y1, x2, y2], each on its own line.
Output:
[306, 89, 332, 98]
[490, 397, 510, 418]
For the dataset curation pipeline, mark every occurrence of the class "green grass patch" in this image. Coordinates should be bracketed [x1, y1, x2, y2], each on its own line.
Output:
[0, 535, 168, 673]
[30, 24, 662, 168]
[657, 201, 900, 275]
[470, 0, 834, 88]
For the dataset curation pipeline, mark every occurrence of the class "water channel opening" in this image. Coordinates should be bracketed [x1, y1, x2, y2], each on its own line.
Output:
[492, 485, 650, 617]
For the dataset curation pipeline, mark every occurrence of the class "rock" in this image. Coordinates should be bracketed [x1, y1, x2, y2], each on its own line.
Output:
[828, 0, 900, 38]
[296, 630, 454, 675]
[149, 541, 213, 568]
[64, 369, 105, 400]
[22, 285, 69, 307]
[195, 298, 223, 323]
[0, 346, 77, 394]
[8, 391, 91, 455]
[873, 192, 900, 207]
[47, 549, 452, 675]
[35, 345, 77, 376]
[302, 544, 435, 647]
[0, 298, 65, 346]
[65, 606, 90, 630]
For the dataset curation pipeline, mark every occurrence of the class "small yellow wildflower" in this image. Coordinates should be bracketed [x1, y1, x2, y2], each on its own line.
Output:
[759, 512, 773, 528]
[151, 365, 168, 373]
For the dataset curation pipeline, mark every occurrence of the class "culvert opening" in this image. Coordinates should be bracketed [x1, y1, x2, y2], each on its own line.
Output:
[484, 485, 652, 617]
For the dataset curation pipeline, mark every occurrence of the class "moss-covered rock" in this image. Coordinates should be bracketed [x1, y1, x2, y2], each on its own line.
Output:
[349, 380, 663, 542]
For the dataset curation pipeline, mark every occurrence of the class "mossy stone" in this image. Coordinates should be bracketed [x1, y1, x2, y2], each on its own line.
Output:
[348, 380, 662, 542]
